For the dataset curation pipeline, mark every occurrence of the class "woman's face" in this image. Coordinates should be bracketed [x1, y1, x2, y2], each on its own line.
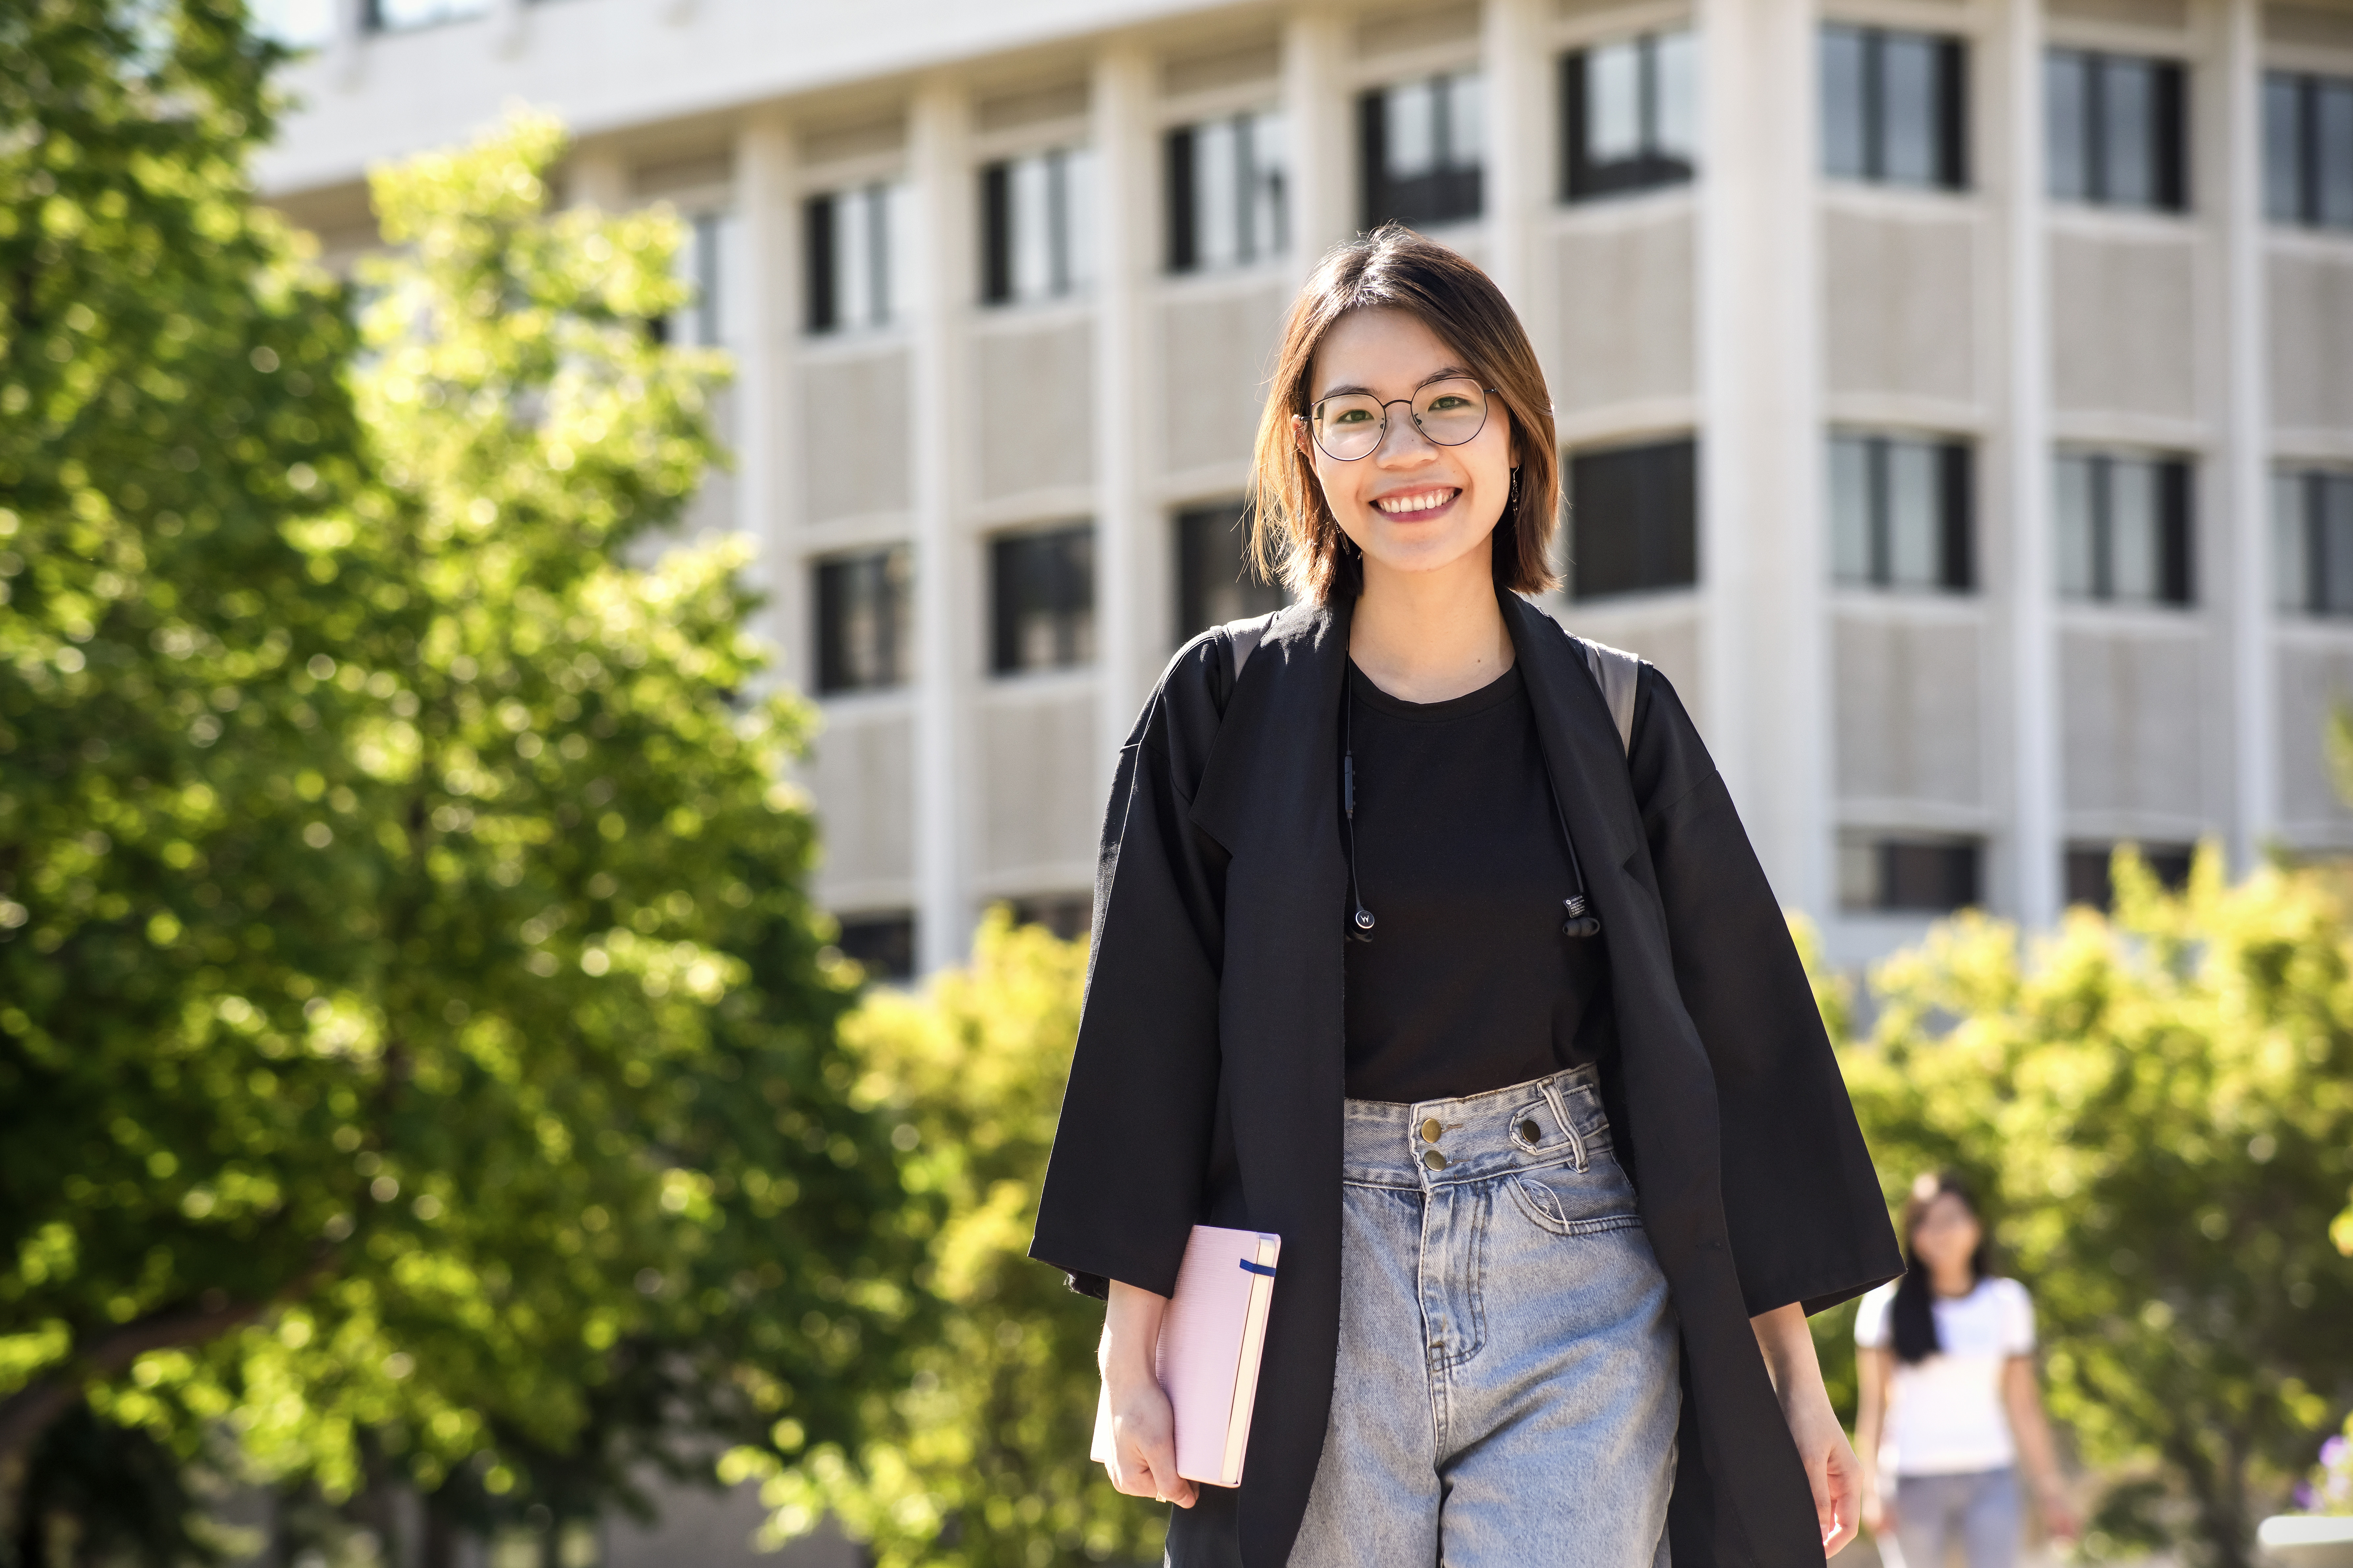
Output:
[1909, 1191, 1982, 1277]
[1295, 307, 1516, 582]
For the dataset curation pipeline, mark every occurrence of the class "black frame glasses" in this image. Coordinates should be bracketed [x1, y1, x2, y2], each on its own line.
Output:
[1307, 378, 1496, 462]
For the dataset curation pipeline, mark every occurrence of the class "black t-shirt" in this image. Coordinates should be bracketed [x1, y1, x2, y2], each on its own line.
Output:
[1341, 658, 1618, 1103]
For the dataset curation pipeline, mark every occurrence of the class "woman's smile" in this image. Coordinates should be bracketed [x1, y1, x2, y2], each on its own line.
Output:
[1372, 487, 1461, 520]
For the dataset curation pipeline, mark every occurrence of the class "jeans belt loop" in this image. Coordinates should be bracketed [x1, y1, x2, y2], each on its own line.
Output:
[1539, 1079, 1587, 1172]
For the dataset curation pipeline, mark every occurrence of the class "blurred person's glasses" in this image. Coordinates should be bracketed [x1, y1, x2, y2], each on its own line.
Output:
[1308, 378, 1494, 462]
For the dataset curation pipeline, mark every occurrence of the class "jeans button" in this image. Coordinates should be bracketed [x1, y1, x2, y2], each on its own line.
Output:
[1422, 1148, 1449, 1172]
[1419, 1118, 1443, 1143]
[1518, 1119, 1542, 1144]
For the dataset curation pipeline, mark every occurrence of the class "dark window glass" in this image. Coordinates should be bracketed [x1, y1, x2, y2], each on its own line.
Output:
[1568, 438, 1698, 601]
[2264, 72, 2353, 230]
[1829, 435, 1972, 592]
[1167, 110, 1287, 272]
[1362, 71, 1484, 229]
[2274, 470, 2353, 617]
[1821, 25, 1968, 189]
[991, 524, 1095, 674]
[806, 183, 901, 333]
[1840, 836, 1982, 913]
[2064, 842, 2194, 911]
[835, 913, 916, 982]
[2046, 49, 2187, 211]
[1008, 894, 1093, 941]
[2055, 454, 2194, 607]
[814, 546, 914, 696]
[365, 0, 487, 31]
[1174, 502, 1290, 646]
[981, 149, 1094, 305]
[1563, 29, 1697, 200]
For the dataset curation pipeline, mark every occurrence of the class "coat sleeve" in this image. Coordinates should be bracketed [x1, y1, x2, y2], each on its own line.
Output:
[1028, 639, 1232, 1301]
[1626, 666, 1903, 1317]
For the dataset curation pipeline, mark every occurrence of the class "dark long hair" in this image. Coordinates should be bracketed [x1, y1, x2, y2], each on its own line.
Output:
[1889, 1172, 1992, 1363]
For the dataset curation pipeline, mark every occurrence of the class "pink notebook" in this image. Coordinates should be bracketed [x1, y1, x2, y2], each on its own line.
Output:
[1090, 1225, 1281, 1488]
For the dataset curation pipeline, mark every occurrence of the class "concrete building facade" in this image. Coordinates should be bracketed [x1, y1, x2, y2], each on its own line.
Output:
[259, 0, 2353, 978]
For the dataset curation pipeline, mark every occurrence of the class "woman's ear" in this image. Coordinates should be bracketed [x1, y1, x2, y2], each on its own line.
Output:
[1292, 412, 1310, 459]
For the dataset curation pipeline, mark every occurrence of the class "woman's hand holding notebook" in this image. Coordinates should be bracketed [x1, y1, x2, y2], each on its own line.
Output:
[1091, 1225, 1281, 1489]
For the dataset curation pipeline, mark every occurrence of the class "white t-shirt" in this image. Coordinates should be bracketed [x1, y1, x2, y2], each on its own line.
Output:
[1853, 1275, 2036, 1477]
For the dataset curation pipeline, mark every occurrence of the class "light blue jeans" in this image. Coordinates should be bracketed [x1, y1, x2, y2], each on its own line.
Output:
[1885, 1469, 2021, 1568]
[1287, 1065, 1680, 1568]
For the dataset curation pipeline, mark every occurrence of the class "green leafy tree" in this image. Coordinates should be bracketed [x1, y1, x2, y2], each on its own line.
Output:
[1833, 850, 2353, 1568]
[741, 909, 1165, 1568]
[2, 18, 912, 1553]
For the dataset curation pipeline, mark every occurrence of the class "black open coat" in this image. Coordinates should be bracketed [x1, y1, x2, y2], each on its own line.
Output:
[1029, 591, 1900, 1568]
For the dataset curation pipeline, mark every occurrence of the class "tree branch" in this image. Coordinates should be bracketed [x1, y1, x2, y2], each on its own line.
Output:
[0, 1246, 337, 1464]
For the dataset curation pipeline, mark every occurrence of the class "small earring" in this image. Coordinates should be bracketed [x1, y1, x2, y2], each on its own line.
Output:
[1508, 467, 1521, 509]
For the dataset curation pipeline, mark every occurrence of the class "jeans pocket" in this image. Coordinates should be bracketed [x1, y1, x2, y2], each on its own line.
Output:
[1506, 1156, 1642, 1237]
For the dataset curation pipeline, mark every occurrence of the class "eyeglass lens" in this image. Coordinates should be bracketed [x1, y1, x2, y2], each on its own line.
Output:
[1312, 379, 1489, 462]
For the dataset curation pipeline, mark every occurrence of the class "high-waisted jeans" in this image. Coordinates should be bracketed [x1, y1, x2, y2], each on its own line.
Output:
[1884, 1468, 2022, 1568]
[1287, 1065, 1680, 1568]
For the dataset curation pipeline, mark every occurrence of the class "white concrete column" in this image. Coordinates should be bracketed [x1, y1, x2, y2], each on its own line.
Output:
[732, 110, 802, 685]
[1283, 6, 1352, 282]
[909, 77, 976, 973]
[490, 0, 526, 57]
[2222, 0, 2276, 870]
[329, 0, 367, 90]
[1093, 43, 1153, 800]
[2003, 0, 2061, 927]
[1694, 0, 1830, 914]
[1479, 0, 1547, 319]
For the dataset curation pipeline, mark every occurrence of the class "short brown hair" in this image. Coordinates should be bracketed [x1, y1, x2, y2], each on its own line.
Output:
[1248, 225, 1560, 605]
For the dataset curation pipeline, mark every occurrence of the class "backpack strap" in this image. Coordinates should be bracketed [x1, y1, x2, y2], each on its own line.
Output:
[1577, 637, 1641, 755]
[1222, 611, 1277, 688]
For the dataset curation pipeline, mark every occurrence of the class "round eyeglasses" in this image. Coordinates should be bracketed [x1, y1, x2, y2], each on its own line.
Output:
[1308, 378, 1494, 462]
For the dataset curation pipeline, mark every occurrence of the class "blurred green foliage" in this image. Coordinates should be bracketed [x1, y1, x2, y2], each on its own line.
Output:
[737, 910, 1166, 1568]
[1831, 849, 2353, 1568]
[1, 8, 915, 1554]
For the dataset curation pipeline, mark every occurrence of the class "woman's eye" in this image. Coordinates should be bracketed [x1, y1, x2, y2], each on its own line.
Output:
[1329, 408, 1372, 425]
[1425, 395, 1471, 413]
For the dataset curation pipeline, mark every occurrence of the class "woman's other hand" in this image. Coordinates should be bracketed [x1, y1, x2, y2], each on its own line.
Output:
[1102, 1281, 1198, 1508]
[1752, 1301, 1864, 1556]
[1860, 1487, 1893, 1539]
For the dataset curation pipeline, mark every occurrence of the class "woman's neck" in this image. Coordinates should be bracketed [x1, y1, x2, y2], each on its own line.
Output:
[1347, 540, 1512, 704]
[1928, 1264, 1976, 1298]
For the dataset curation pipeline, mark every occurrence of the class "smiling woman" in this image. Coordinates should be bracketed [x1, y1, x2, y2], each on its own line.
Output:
[1030, 225, 1902, 1568]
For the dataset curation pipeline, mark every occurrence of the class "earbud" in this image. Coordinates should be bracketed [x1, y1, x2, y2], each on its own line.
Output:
[1561, 897, 1601, 939]
[1351, 905, 1376, 942]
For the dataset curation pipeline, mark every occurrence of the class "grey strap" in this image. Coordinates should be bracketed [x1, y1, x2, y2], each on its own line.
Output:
[1223, 612, 1276, 687]
[1578, 638, 1640, 755]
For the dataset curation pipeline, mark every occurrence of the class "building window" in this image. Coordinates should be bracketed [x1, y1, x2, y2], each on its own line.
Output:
[835, 912, 916, 983]
[364, 0, 487, 30]
[1829, 434, 1972, 592]
[807, 183, 907, 333]
[2055, 453, 2194, 607]
[254, 0, 336, 47]
[1568, 438, 1698, 602]
[990, 524, 1095, 674]
[1167, 110, 1288, 273]
[1362, 71, 1484, 230]
[981, 148, 1095, 306]
[1563, 30, 1697, 201]
[2273, 469, 2353, 617]
[2265, 71, 2353, 230]
[1008, 894, 1093, 941]
[2064, 842, 2193, 912]
[1174, 501, 1290, 647]
[654, 211, 733, 350]
[2047, 49, 2187, 211]
[814, 546, 914, 696]
[1821, 25, 1968, 189]
[1839, 835, 1982, 913]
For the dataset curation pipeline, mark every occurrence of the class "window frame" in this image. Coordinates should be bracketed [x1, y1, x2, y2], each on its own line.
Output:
[1567, 436, 1700, 603]
[1165, 108, 1289, 274]
[1820, 24, 1970, 191]
[1360, 70, 1486, 231]
[980, 147, 1095, 307]
[989, 522, 1097, 676]
[2046, 47, 2189, 212]
[2264, 70, 2353, 230]
[1829, 433, 1974, 594]
[1173, 500, 1289, 647]
[2275, 467, 2353, 618]
[1562, 28, 1700, 202]
[1838, 834, 1984, 914]
[813, 546, 915, 698]
[2055, 451, 2195, 608]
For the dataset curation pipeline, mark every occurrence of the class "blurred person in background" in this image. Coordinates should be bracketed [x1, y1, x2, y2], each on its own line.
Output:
[1855, 1173, 2080, 1568]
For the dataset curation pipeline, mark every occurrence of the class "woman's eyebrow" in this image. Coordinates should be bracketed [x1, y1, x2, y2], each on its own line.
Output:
[1311, 365, 1479, 402]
